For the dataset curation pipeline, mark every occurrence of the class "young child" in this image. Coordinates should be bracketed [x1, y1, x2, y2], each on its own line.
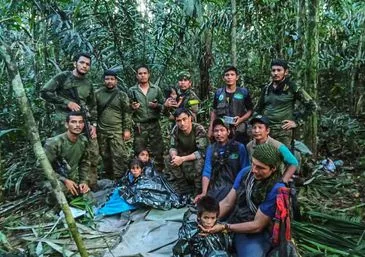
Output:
[164, 86, 183, 121]
[173, 196, 231, 257]
[136, 148, 158, 176]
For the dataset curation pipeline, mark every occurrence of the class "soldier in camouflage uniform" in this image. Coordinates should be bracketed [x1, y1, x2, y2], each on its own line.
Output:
[256, 59, 317, 148]
[165, 108, 208, 195]
[44, 112, 90, 198]
[129, 65, 165, 171]
[164, 71, 200, 121]
[95, 70, 133, 180]
[40, 52, 99, 189]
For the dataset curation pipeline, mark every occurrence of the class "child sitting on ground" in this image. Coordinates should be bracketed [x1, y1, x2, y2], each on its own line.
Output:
[173, 196, 231, 257]
[136, 148, 158, 176]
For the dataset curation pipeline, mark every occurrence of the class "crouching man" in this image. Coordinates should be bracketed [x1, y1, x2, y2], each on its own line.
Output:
[44, 112, 91, 198]
[200, 144, 286, 257]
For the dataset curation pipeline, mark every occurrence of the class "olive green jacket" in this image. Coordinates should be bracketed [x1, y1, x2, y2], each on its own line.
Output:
[128, 83, 164, 123]
[95, 87, 133, 134]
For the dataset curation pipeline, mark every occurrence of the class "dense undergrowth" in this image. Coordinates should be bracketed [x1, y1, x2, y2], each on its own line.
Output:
[1, 107, 364, 256]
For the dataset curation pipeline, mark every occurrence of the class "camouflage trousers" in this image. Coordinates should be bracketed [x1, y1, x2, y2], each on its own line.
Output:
[98, 132, 129, 180]
[133, 120, 164, 171]
[164, 157, 203, 195]
[47, 112, 100, 188]
[270, 126, 293, 148]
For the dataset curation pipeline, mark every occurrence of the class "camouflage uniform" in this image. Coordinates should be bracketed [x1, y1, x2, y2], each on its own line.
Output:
[177, 71, 200, 120]
[128, 83, 165, 170]
[177, 88, 200, 120]
[44, 132, 90, 198]
[95, 87, 133, 180]
[165, 123, 208, 195]
[41, 71, 100, 187]
[256, 78, 316, 148]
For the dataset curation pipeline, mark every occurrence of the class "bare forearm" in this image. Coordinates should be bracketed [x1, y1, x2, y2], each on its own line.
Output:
[228, 220, 264, 234]
[201, 176, 210, 194]
[282, 165, 297, 183]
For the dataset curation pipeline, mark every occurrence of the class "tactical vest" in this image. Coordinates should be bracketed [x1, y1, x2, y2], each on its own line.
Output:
[210, 140, 241, 190]
[214, 87, 249, 117]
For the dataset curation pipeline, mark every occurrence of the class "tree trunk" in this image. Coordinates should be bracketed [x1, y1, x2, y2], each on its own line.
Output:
[199, 28, 213, 100]
[230, 0, 237, 66]
[0, 43, 89, 257]
[303, 0, 319, 156]
[351, 30, 364, 115]
[0, 146, 3, 203]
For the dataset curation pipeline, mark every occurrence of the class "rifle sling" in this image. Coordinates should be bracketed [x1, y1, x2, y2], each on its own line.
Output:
[98, 90, 119, 117]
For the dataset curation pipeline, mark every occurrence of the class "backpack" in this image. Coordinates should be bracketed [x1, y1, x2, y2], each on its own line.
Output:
[267, 187, 301, 257]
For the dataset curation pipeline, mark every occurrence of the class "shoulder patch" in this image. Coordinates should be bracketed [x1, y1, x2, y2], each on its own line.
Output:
[229, 153, 239, 159]
[233, 92, 244, 100]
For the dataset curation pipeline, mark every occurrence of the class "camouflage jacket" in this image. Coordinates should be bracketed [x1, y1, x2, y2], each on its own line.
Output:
[170, 122, 208, 159]
[44, 132, 90, 184]
[41, 71, 97, 123]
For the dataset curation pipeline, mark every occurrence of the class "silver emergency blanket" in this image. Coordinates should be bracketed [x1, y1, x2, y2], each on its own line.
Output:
[173, 209, 232, 257]
[119, 174, 187, 210]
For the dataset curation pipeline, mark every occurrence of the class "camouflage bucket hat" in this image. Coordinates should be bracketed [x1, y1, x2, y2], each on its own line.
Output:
[178, 71, 191, 80]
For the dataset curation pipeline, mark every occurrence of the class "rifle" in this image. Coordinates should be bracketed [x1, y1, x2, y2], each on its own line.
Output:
[131, 90, 138, 103]
[289, 128, 302, 221]
[69, 87, 92, 140]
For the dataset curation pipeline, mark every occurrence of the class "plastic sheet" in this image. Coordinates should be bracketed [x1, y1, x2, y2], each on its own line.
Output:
[173, 209, 232, 257]
[120, 175, 187, 210]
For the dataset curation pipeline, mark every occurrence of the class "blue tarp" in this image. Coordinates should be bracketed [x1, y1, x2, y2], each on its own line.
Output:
[95, 188, 136, 216]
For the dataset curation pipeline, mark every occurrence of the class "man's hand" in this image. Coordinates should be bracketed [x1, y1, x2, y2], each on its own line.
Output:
[79, 183, 90, 194]
[148, 101, 158, 109]
[123, 130, 131, 141]
[64, 179, 79, 196]
[281, 120, 297, 130]
[90, 125, 97, 139]
[193, 193, 206, 204]
[170, 155, 184, 167]
[131, 102, 140, 110]
[67, 101, 81, 111]
[233, 116, 241, 126]
[198, 223, 225, 235]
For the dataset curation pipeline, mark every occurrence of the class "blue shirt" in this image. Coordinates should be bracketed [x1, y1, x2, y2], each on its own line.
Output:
[233, 167, 285, 218]
[202, 142, 249, 179]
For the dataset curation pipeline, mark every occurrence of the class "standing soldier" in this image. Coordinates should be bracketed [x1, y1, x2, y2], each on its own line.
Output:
[164, 71, 200, 120]
[256, 59, 317, 148]
[40, 52, 99, 189]
[95, 70, 133, 180]
[208, 66, 254, 145]
[129, 65, 165, 170]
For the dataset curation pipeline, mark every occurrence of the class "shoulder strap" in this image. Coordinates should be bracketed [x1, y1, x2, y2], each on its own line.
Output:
[98, 90, 119, 116]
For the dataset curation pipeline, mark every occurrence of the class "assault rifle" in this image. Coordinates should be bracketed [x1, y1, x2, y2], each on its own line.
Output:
[53, 158, 71, 179]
